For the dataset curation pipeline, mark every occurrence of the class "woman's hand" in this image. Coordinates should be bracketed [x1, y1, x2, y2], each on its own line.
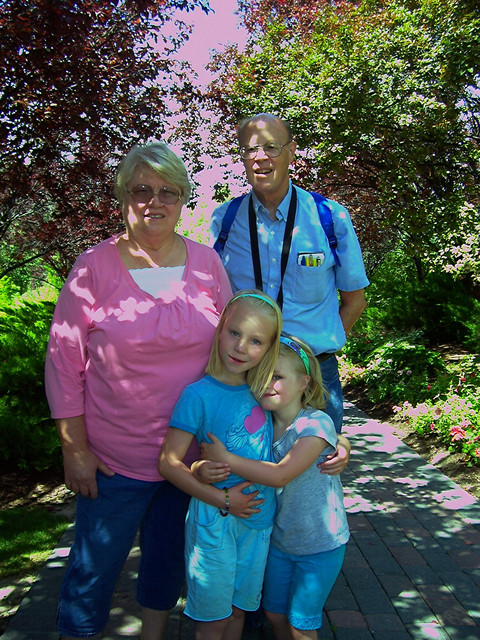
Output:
[318, 434, 351, 475]
[57, 415, 114, 499]
[63, 447, 114, 499]
[200, 432, 230, 463]
[228, 481, 264, 518]
[192, 459, 231, 484]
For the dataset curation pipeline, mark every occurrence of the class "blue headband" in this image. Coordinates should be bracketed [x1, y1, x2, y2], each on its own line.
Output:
[231, 292, 277, 309]
[280, 336, 311, 375]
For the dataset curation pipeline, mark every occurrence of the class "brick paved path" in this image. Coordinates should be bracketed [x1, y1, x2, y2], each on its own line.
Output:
[2, 402, 479, 639]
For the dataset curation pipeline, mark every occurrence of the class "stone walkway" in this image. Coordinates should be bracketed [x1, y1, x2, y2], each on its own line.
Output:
[2, 402, 480, 639]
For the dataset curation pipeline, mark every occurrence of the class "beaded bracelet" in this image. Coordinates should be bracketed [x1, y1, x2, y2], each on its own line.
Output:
[219, 486, 230, 517]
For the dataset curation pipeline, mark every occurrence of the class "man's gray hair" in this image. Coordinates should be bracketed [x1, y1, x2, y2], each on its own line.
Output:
[237, 113, 293, 143]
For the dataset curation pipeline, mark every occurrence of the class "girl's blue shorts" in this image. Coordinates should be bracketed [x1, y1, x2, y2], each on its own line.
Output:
[184, 497, 273, 622]
[262, 542, 346, 630]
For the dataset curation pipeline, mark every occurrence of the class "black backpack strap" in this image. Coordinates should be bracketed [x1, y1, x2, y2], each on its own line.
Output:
[213, 194, 247, 256]
[310, 192, 341, 266]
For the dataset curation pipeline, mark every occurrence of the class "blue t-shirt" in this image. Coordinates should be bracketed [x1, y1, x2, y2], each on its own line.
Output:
[170, 375, 276, 529]
[210, 182, 369, 355]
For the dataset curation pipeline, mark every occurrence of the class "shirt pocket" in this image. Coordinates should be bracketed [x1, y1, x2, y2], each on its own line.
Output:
[292, 260, 331, 305]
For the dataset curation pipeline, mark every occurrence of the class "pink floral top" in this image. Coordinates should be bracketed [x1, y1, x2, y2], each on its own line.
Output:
[45, 235, 232, 481]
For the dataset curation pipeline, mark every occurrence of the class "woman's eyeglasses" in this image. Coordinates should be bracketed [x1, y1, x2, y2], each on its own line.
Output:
[128, 185, 182, 206]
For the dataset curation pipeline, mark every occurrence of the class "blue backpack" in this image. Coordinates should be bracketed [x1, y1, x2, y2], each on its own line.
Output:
[213, 191, 341, 266]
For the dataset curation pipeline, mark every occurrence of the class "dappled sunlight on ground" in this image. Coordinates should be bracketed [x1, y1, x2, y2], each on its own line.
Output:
[2, 401, 479, 638]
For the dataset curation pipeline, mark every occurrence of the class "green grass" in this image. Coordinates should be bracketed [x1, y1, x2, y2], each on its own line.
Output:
[0, 506, 70, 579]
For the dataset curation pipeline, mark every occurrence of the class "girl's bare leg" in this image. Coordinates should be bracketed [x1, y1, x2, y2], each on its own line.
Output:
[291, 627, 317, 640]
[140, 607, 169, 640]
[221, 606, 245, 640]
[265, 610, 293, 640]
[195, 617, 230, 640]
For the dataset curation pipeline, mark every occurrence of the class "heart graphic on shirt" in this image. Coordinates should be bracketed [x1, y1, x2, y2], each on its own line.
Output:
[244, 406, 266, 435]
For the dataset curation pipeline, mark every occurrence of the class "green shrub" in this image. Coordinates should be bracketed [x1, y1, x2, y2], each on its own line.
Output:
[340, 247, 480, 467]
[461, 305, 480, 352]
[0, 279, 61, 471]
[340, 329, 386, 365]
[359, 250, 480, 348]
[416, 274, 480, 346]
[361, 336, 449, 405]
[176, 204, 210, 244]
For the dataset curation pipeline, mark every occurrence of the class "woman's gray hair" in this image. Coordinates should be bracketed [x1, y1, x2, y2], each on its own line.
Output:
[114, 142, 192, 205]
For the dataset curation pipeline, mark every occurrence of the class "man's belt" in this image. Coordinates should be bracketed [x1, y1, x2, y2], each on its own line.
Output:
[315, 353, 335, 363]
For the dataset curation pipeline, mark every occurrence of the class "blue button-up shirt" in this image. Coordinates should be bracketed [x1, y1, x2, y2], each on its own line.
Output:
[210, 182, 369, 355]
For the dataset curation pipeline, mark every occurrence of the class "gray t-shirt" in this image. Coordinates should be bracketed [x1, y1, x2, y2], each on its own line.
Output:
[270, 408, 350, 555]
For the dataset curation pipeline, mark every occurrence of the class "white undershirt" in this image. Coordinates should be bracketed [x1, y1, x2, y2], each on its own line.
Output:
[129, 266, 185, 299]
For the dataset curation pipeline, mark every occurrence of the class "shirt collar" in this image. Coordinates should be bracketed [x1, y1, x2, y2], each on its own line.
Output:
[251, 181, 293, 221]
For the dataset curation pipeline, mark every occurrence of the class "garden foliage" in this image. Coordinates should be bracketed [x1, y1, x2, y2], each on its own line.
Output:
[0, 277, 59, 471]
[205, 0, 480, 293]
[397, 384, 480, 468]
[0, 0, 211, 279]
[341, 256, 480, 468]
[342, 334, 480, 467]
[356, 249, 480, 350]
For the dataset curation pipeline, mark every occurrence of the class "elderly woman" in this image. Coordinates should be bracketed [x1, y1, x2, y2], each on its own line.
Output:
[45, 143, 259, 640]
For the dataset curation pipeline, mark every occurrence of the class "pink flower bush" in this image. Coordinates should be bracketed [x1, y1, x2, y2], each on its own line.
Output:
[339, 349, 480, 467]
[450, 426, 466, 441]
[396, 390, 480, 466]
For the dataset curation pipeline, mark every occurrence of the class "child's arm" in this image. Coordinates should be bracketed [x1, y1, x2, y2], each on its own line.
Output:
[159, 427, 263, 517]
[202, 432, 328, 489]
[191, 459, 231, 484]
[319, 434, 351, 475]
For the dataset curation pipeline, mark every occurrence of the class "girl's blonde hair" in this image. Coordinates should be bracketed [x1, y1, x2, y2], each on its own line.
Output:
[206, 290, 282, 398]
[279, 334, 328, 410]
[114, 141, 192, 205]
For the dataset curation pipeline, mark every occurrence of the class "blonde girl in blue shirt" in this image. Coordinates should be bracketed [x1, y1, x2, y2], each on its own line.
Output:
[159, 291, 283, 640]
[203, 334, 349, 640]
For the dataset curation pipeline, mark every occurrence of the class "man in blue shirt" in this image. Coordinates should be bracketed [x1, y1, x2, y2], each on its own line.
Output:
[211, 113, 369, 434]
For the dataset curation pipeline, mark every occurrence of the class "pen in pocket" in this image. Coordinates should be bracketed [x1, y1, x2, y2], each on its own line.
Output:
[297, 252, 325, 266]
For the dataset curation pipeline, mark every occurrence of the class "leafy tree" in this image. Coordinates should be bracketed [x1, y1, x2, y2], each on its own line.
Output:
[0, 0, 210, 278]
[206, 0, 480, 288]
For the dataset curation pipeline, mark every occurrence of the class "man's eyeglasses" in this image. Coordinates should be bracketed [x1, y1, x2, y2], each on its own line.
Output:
[127, 185, 182, 206]
[239, 141, 292, 160]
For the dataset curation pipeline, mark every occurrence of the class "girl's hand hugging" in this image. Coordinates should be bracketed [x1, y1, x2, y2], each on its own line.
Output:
[201, 432, 231, 463]
[192, 459, 230, 484]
